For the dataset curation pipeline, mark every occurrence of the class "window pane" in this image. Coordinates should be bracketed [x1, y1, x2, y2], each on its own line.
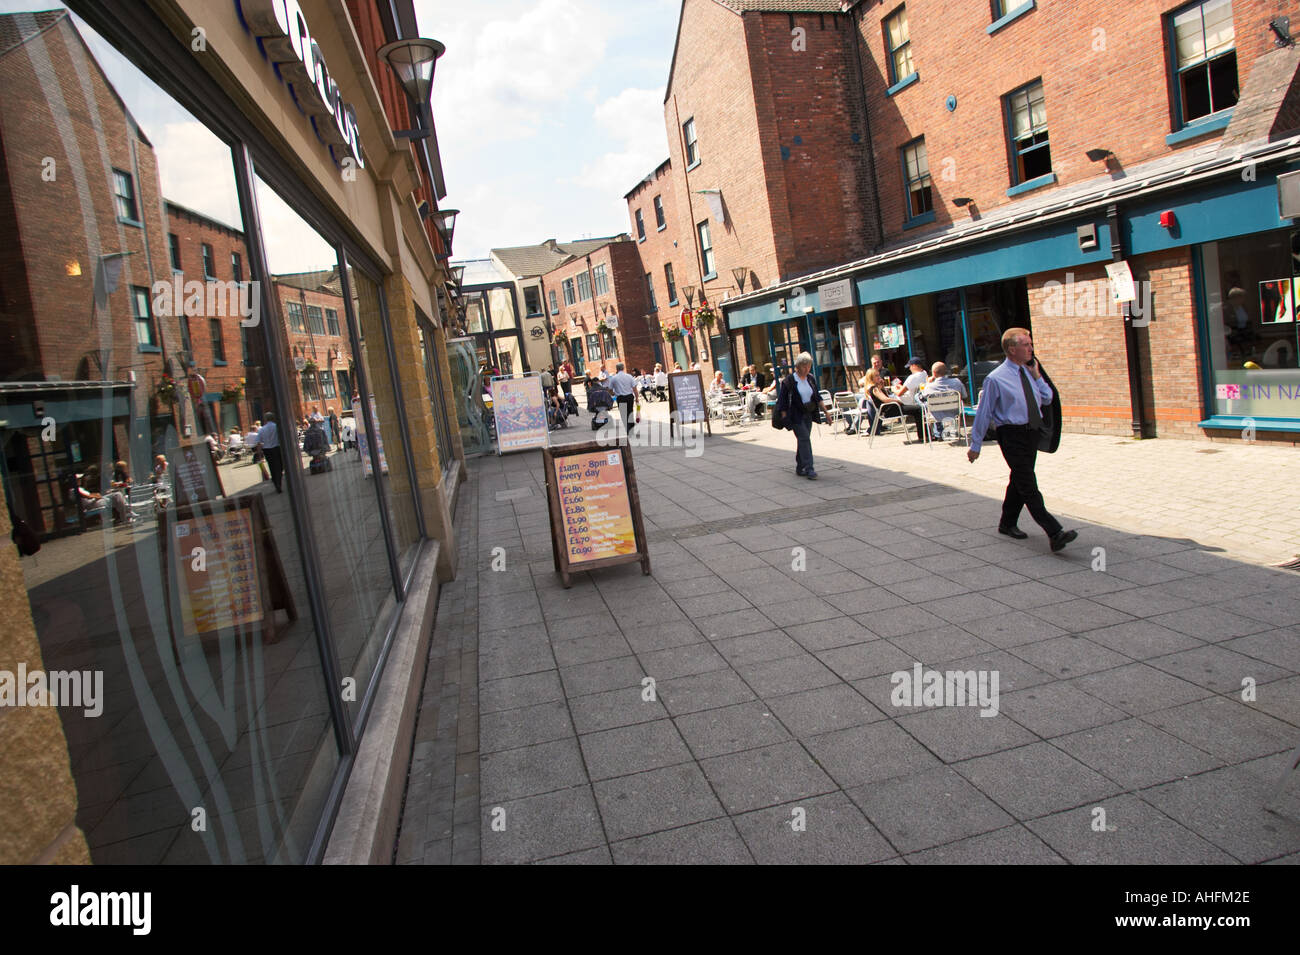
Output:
[1174, 6, 1206, 66]
[887, 10, 908, 47]
[1203, 0, 1235, 58]
[1, 6, 336, 864]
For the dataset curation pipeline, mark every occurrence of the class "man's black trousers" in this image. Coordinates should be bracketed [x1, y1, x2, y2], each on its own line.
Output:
[995, 424, 1061, 536]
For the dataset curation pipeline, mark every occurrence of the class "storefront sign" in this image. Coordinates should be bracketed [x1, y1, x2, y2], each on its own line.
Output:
[237, 0, 365, 169]
[491, 374, 548, 454]
[819, 278, 852, 311]
[668, 369, 710, 437]
[543, 441, 650, 588]
[1214, 372, 1300, 415]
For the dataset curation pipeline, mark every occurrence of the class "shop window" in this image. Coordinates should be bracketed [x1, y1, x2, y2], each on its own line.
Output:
[577, 271, 591, 302]
[524, 286, 542, 315]
[964, 279, 1033, 396]
[593, 264, 609, 297]
[698, 220, 716, 279]
[1005, 79, 1051, 185]
[684, 117, 699, 167]
[169, 232, 182, 271]
[2, 6, 335, 865]
[665, 262, 678, 305]
[209, 318, 226, 364]
[645, 272, 657, 310]
[884, 6, 914, 86]
[326, 307, 340, 336]
[635, 208, 646, 241]
[562, 278, 576, 306]
[112, 167, 139, 222]
[131, 285, 157, 348]
[1170, 0, 1237, 128]
[654, 195, 666, 230]
[307, 304, 325, 335]
[901, 137, 933, 223]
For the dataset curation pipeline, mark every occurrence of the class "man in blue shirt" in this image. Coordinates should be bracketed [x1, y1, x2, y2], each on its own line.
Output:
[967, 328, 1076, 552]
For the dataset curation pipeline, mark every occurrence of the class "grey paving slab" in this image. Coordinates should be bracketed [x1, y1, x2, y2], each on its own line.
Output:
[765, 683, 886, 737]
[961, 610, 1069, 648]
[1147, 644, 1290, 695]
[1010, 634, 1134, 679]
[609, 817, 754, 865]
[700, 741, 837, 813]
[658, 668, 757, 716]
[1078, 620, 1204, 661]
[662, 574, 737, 599]
[674, 701, 792, 759]
[552, 632, 634, 668]
[713, 630, 806, 666]
[1052, 718, 1223, 790]
[888, 627, 998, 665]
[895, 704, 1039, 762]
[1242, 674, 1300, 727]
[785, 617, 882, 652]
[803, 720, 942, 787]
[1233, 589, 1300, 628]
[692, 607, 778, 639]
[592, 763, 725, 841]
[847, 767, 1015, 854]
[1025, 794, 1237, 864]
[479, 784, 606, 865]
[905, 824, 1068, 864]
[559, 655, 646, 697]
[480, 700, 575, 755]
[638, 642, 731, 680]
[1026, 598, 1138, 634]
[568, 685, 667, 734]
[1046, 570, 1141, 598]
[478, 637, 555, 683]
[1068, 662, 1213, 716]
[480, 737, 590, 803]
[734, 791, 896, 864]
[621, 620, 708, 653]
[999, 682, 1129, 739]
[735, 653, 840, 697]
[1093, 585, 1203, 618]
[532, 845, 613, 864]
[1222, 629, 1300, 671]
[817, 639, 915, 682]
[578, 719, 693, 781]
[1139, 695, 1298, 764]
[480, 670, 565, 714]
[954, 742, 1122, 819]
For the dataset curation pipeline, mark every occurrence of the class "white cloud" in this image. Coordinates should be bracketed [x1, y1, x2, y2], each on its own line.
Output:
[568, 87, 668, 204]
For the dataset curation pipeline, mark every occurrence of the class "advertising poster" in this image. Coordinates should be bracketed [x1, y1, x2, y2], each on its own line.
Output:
[492, 374, 548, 453]
[878, 323, 906, 349]
[670, 370, 706, 423]
[553, 449, 637, 564]
[1259, 278, 1297, 324]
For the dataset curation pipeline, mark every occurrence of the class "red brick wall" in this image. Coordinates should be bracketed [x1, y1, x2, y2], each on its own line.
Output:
[274, 283, 353, 421]
[627, 159, 690, 364]
[853, 0, 1290, 243]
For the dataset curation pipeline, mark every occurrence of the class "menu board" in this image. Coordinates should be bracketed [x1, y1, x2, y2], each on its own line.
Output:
[159, 496, 296, 649]
[668, 369, 710, 437]
[168, 441, 225, 506]
[492, 374, 549, 453]
[543, 441, 651, 588]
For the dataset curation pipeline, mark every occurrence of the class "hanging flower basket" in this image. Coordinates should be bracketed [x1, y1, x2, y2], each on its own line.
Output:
[695, 304, 717, 331]
[155, 374, 178, 404]
[553, 328, 569, 346]
[597, 319, 610, 334]
[663, 325, 684, 342]
[303, 358, 319, 373]
[220, 384, 244, 403]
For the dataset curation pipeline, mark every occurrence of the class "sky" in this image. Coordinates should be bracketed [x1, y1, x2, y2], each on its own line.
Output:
[417, 0, 681, 259]
[0, 0, 680, 268]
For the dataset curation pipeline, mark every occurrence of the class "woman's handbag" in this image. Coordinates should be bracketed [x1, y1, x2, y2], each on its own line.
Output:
[771, 404, 785, 430]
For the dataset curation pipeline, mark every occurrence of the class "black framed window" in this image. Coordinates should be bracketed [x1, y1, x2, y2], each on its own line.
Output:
[884, 6, 914, 85]
[231, 251, 242, 282]
[201, 242, 215, 279]
[654, 195, 665, 229]
[524, 286, 542, 315]
[645, 272, 657, 310]
[683, 117, 698, 166]
[209, 317, 225, 363]
[112, 167, 138, 222]
[901, 137, 933, 220]
[1170, 0, 1237, 127]
[1005, 79, 1051, 184]
[635, 208, 646, 241]
[168, 232, 182, 271]
[698, 220, 716, 279]
[665, 262, 678, 305]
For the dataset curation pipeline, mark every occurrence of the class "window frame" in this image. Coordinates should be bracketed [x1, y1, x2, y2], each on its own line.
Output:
[1004, 78, 1052, 188]
[286, 299, 307, 333]
[112, 168, 140, 224]
[900, 136, 934, 226]
[307, 303, 326, 335]
[654, 195, 666, 231]
[319, 370, 336, 399]
[325, 307, 341, 336]
[231, 251, 242, 282]
[562, 278, 576, 306]
[683, 117, 699, 169]
[592, 264, 609, 297]
[576, 271, 592, 302]
[635, 208, 646, 242]
[301, 369, 320, 401]
[698, 220, 716, 280]
[1167, 0, 1238, 132]
[209, 317, 226, 364]
[549, 289, 559, 315]
[883, 5, 915, 88]
[664, 262, 678, 306]
[201, 242, 216, 280]
[131, 285, 158, 350]
[168, 233, 182, 272]
[523, 285, 543, 316]
[645, 272, 657, 311]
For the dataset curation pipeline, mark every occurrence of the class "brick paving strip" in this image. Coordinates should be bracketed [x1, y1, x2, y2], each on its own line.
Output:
[396, 407, 1300, 864]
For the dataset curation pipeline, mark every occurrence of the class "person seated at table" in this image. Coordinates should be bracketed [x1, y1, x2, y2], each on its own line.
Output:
[653, 363, 669, 399]
[111, 460, 132, 489]
[745, 376, 779, 420]
[707, 370, 732, 399]
[740, 365, 755, 388]
[893, 356, 928, 404]
[79, 465, 130, 525]
[865, 368, 924, 442]
[842, 375, 876, 436]
[925, 361, 968, 440]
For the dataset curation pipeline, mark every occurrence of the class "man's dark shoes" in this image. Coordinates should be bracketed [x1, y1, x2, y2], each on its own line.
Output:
[998, 525, 1028, 539]
[805, 470, 818, 480]
[1050, 529, 1078, 552]
[795, 468, 806, 476]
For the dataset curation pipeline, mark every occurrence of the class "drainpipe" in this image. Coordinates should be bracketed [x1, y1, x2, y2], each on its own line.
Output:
[1109, 203, 1148, 438]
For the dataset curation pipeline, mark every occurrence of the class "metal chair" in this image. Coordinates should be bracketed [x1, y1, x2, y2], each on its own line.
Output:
[829, 392, 858, 435]
[922, 389, 966, 446]
[719, 393, 745, 426]
[867, 397, 911, 447]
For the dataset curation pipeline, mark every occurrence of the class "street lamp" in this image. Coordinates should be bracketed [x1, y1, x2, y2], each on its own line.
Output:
[378, 37, 446, 140]
[731, 266, 748, 294]
[682, 285, 696, 307]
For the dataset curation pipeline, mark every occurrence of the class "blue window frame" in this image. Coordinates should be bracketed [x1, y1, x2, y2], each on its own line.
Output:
[884, 6, 914, 86]
[900, 137, 933, 224]
[988, 1, 1035, 34]
[1005, 79, 1051, 186]
[113, 168, 139, 224]
[698, 220, 715, 279]
[1169, 0, 1237, 130]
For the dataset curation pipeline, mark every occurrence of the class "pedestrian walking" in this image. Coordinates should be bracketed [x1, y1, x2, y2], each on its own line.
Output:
[775, 352, 826, 479]
[967, 327, 1075, 551]
[254, 412, 284, 493]
[328, 409, 341, 450]
[607, 362, 637, 434]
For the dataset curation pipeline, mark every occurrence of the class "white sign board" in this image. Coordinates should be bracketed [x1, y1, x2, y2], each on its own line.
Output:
[1105, 261, 1137, 304]
[818, 278, 853, 311]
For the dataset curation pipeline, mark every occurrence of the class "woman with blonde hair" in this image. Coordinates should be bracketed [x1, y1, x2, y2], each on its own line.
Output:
[863, 367, 924, 442]
[774, 352, 826, 478]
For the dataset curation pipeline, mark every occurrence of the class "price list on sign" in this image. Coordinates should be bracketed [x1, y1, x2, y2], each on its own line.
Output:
[554, 451, 637, 563]
[174, 506, 263, 633]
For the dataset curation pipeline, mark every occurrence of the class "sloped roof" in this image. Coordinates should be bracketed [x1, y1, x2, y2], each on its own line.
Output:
[0, 9, 65, 58]
[714, 0, 847, 10]
[491, 236, 628, 278]
[274, 269, 343, 297]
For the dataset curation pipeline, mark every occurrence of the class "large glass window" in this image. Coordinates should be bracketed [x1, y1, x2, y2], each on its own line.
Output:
[1, 6, 337, 864]
[593, 264, 609, 296]
[901, 137, 932, 221]
[1006, 79, 1051, 184]
[1201, 230, 1300, 418]
[562, 278, 576, 306]
[1171, 0, 1237, 127]
[963, 279, 1032, 396]
[576, 271, 591, 301]
[307, 304, 326, 336]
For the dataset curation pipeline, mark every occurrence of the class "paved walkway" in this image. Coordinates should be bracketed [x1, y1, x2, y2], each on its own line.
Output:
[396, 399, 1300, 864]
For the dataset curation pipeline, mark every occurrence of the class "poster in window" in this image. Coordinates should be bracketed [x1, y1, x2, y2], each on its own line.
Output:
[838, 322, 861, 366]
[1259, 278, 1296, 324]
[878, 323, 906, 349]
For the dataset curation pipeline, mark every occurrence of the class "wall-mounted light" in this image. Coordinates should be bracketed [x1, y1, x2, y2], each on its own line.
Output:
[378, 37, 446, 140]
[952, 197, 973, 207]
[1085, 148, 1112, 162]
[731, 266, 749, 294]
[1270, 16, 1295, 48]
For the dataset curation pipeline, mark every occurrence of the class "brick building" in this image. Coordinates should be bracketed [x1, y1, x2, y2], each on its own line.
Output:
[682, 0, 1300, 442]
[626, 157, 698, 370]
[272, 269, 355, 423]
[540, 235, 658, 376]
